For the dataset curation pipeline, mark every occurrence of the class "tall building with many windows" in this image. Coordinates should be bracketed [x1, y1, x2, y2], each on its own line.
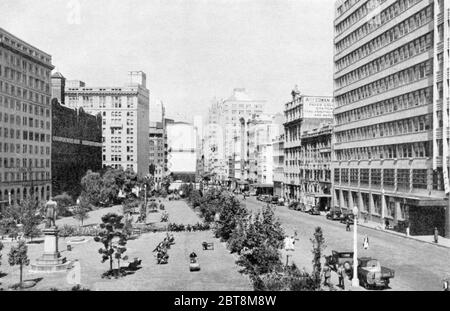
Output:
[64, 71, 149, 176]
[0, 28, 54, 208]
[284, 91, 334, 203]
[332, 0, 450, 237]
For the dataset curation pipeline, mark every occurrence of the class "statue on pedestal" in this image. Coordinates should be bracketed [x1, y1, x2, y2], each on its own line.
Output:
[291, 85, 301, 100]
[44, 199, 58, 229]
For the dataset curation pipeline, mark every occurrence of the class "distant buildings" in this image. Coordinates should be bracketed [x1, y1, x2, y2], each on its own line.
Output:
[149, 121, 165, 183]
[272, 133, 284, 197]
[64, 71, 150, 176]
[243, 113, 284, 195]
[204, 89, 265, 182]
[0, 28, 54, 208]
[297, 124, 332, 211]
[166, 121, 197, 182]
[333, 0, 450, 236]
[283, 91, 334, 205]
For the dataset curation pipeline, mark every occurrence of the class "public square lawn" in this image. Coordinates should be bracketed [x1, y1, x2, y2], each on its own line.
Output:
[0, 199, 251, 291]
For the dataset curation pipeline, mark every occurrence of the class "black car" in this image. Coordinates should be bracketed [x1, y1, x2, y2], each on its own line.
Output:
[308, 208, 321, 215]
[340, 213, 355, 225]
[326, 210, 342, 221]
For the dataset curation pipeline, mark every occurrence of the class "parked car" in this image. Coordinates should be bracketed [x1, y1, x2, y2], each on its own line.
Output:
[308, 208, 321, 215]
[356, 257, 395, 289]
[271, 196, 280, 204]
[340, 212, 355, 225]
[325, 250, 354, 273]
[326, 210, 342, 221]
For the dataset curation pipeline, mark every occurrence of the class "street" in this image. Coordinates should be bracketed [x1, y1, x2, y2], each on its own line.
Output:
[242, 196, 450, 291]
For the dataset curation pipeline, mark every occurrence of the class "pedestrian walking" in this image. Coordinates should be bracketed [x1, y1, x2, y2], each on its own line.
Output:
[384, 218, 390, 230]
[337, 265, 345, 290]
[346, 219, 351, 231]
[363, 234, 369, 250]
[322, 264, 332, 287]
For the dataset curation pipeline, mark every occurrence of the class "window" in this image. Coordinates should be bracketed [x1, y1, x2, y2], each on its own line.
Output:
[412, 169, 428, 189]
[384, 169, 395, 188]
[371, 169, 381, 187]
[397, 169, 410, 191]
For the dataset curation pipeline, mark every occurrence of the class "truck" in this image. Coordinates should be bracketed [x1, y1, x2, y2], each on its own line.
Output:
[325, 250, 354, 274]
[356, 257, 395, 289]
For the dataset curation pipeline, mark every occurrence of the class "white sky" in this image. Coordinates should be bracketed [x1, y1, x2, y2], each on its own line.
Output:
[0, 0, 335, 120]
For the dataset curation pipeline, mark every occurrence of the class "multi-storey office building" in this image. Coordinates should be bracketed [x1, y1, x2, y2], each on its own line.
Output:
[166, 121, 197, 182]
[51, 99, 102, 198]
[0, 28, 54, 209]
[221, 88, 265, 178]
[297, 124, 333, 211]
[149, 121, 165, 183]
[283, 92, 334, 202]
[332, 0, 450, 236]
[273, 133, 285, 197]
[64, 71, 150, 176]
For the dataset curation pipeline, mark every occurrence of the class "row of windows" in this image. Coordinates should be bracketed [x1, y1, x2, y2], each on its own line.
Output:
[335, 5, 433, 72]
[0, 127, 50, 141]
[0, 47, 51, 77]
[0, 65, 50, 93]
[336, 0, 424, 53]
[0, 143, 50, 155]
[0, 98, 50, 117]
[335, 168, 432, 190]
[335, 0, 387, 36]
[335, 114, 431, 143]
[0, 157, 50, 169]
[335, 142, 431, 161]
[336, 32, 433, 89]
[0, 81, 50, 104]
[335, 87, 431, 125]
[0, 171, 50, 183]
[336, 0, 360, 19]
[67, 95, 137, 109]
[0, 185, 51, 206]
[336, 60, 432, 107]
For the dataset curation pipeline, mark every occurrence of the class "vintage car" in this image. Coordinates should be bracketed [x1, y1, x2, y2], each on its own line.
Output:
[325, 250, 354, 273]
[356, 257, 395, 289]
[308, 207, 321, 215]
[340, 212, 355, 225]
[326, 210, 342, 221]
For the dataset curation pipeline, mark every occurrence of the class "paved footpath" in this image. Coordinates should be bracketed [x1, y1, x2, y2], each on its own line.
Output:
[243, 196, 450, 291]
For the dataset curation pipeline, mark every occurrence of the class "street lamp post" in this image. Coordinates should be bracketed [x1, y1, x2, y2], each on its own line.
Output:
[352, 205, 359, 287]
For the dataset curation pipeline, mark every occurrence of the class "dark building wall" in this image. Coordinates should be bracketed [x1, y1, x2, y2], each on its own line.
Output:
[51, 100, 102, 198]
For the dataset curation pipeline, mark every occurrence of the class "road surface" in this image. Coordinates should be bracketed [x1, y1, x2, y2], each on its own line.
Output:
[242, 196, 450, 291]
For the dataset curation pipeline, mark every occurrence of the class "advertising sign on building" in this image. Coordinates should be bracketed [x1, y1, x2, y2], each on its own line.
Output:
[303, 96, 334, 119]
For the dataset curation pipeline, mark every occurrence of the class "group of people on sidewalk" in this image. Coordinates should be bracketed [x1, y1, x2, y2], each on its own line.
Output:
[321, 264, 347, 290]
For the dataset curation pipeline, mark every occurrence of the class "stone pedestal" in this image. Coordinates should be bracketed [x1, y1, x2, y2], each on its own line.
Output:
[30, 227, 73, 273]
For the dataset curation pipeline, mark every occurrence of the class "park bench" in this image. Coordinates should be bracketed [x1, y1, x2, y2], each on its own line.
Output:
[202, 242, 214, 250]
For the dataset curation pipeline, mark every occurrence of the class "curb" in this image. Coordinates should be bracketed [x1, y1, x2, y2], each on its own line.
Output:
[357, 223, 450, 250]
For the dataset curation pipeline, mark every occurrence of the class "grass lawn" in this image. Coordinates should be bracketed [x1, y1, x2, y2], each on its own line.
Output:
[0, 199, 251, 291]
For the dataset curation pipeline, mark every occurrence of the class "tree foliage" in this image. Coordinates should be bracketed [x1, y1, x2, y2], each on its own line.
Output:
[310, 226, 326, 290]
[8, 240, 30, 285]
[93, 213, 128, 277]
[81, 170, 103, 206]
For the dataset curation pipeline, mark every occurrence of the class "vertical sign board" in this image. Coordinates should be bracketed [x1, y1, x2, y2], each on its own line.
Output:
[303, 96, 334, 119]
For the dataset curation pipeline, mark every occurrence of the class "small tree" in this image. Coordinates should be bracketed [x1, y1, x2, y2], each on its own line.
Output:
[53, 192, 74, 216]
[73, 195, 91, 226]
[94, 213, 128, 277]
[16, 197, 41, 241]
[310, 227, 326, 290]
[8, 240, 30, 286]
[0, 241, 3, 269]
